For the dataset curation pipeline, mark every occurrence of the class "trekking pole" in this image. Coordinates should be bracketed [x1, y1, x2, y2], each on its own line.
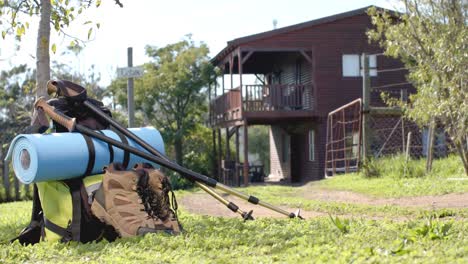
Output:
[195, 182, 253, 221]
[47, 81, 254, 221]
[35, 97, 303, 219]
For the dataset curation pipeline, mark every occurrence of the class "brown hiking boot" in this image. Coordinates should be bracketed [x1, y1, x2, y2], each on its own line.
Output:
[91, 163, 159, 238]
[134, 163, 182, 234]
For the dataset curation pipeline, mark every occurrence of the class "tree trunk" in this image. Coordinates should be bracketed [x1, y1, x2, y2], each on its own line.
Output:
[454, 140, 468, 176]
[36, 0, 51, 98]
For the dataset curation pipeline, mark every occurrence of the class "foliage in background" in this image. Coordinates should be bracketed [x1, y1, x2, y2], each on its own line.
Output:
[368, 1, 468, 175]
[165, 124, 214, 189]
[108, 36, 216, 170]
[0, 65, 35, 146]
[248, 126, 270, 174]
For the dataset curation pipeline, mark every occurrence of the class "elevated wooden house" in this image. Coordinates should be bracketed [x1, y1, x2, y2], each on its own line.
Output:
[209, 6, 410, 185]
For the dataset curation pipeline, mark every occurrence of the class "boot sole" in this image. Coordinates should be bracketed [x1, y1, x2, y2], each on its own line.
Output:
[91, 201, 133, 238]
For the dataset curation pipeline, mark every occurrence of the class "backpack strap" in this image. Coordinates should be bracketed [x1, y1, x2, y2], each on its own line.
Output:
[82, 134, 96, 177]
[66, 179, 82, 242]
[43, 218, 71, 242]
[98, 130, 114, 164]
[116, 132, 130, 169]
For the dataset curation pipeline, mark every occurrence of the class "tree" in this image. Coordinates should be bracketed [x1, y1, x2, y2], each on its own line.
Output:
[248, 126, 270, 175]
[140, 37, 215, 166]
[0, 0, 123, 99]
[129, 37, 215, 166]
[368, 1, 468, 175]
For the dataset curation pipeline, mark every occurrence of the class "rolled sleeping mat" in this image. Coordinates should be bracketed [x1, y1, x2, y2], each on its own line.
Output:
[6, 127, 165, 184]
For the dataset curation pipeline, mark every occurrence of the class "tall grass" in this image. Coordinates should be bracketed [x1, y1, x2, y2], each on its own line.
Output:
[362, 154, 463, 179]
[320, 155, 467, 197]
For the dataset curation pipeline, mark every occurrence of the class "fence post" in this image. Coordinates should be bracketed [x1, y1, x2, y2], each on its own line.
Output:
[400, 89, 407, 152]
[426, 120, 436, 173]
[404, 132, 412, 177]
[362, 53, 371, 160]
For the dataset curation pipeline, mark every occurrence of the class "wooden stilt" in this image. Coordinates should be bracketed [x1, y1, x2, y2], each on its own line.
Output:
[243, 122, 249, 186]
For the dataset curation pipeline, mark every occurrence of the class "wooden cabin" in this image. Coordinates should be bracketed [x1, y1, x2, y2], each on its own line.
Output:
[209, 6, 410, 185]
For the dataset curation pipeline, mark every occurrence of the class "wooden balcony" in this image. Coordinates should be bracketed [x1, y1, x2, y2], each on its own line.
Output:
[211, 84, 315, 127]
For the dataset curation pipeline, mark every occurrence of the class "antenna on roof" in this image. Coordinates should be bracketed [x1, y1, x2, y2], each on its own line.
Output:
[273, 19, 278, 29]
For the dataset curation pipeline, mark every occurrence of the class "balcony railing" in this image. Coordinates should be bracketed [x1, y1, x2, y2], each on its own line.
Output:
[211, 88, 242, 124]
[211, 84, 314, 125]
[243, 84, 313, 112]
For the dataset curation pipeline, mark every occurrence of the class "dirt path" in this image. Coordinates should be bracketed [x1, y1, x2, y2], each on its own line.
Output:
[179, 193, 324, 219]
[301, 189, 468, 209]
[179, 188, 468, 219]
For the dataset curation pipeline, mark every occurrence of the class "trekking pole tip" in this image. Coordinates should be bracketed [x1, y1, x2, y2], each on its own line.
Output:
[242, 210, 254, 221]
[289, 209, 304, 220]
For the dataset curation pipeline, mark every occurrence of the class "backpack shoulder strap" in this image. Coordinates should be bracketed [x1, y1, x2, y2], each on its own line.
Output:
[63, 179, 82, 242]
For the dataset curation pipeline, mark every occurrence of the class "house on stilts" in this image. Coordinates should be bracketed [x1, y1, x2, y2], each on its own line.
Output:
[209, 6, 412, 185]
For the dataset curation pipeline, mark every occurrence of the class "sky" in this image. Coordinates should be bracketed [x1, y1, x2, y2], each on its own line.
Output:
[0, 0, 399, 86]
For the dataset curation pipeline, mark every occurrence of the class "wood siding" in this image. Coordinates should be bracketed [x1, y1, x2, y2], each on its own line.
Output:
[269, 125, 291, 181]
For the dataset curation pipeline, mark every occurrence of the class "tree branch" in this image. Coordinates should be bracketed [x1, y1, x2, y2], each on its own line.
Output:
[114, 0, 124, 8]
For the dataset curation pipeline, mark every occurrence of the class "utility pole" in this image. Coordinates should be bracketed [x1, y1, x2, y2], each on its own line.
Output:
[362, 53, 371, 160]
[117, 47, 143, 128]
[127, 47, 135, 128]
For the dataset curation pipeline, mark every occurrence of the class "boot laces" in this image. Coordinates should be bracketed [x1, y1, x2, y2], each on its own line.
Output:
[136, 173, 175, 221]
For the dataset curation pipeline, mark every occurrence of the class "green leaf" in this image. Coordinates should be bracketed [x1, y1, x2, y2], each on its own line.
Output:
[87, 28, 93, 40]
[96, 0, 101, 7]
[96, 23, 100, 29]
[1, 31, 6, 39]
[52, 43, 57, 54]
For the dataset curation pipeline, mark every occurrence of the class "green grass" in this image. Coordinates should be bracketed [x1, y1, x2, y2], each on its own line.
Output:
[0, 155, 466, 263]
[1, 201, 467, 264]
[318, 155, 467, 198]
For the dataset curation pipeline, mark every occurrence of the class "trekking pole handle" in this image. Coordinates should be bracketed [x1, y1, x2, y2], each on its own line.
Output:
[34, 97, 77, 132]
[46, 80, 58, 95]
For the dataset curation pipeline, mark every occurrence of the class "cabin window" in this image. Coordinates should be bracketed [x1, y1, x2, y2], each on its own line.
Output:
[308, 130, 315, 161]
[342, 54, 377, 77]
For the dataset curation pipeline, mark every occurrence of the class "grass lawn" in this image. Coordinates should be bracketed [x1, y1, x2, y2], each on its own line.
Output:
[1, 191, 467, 263]
[0, 155, 466, 263]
